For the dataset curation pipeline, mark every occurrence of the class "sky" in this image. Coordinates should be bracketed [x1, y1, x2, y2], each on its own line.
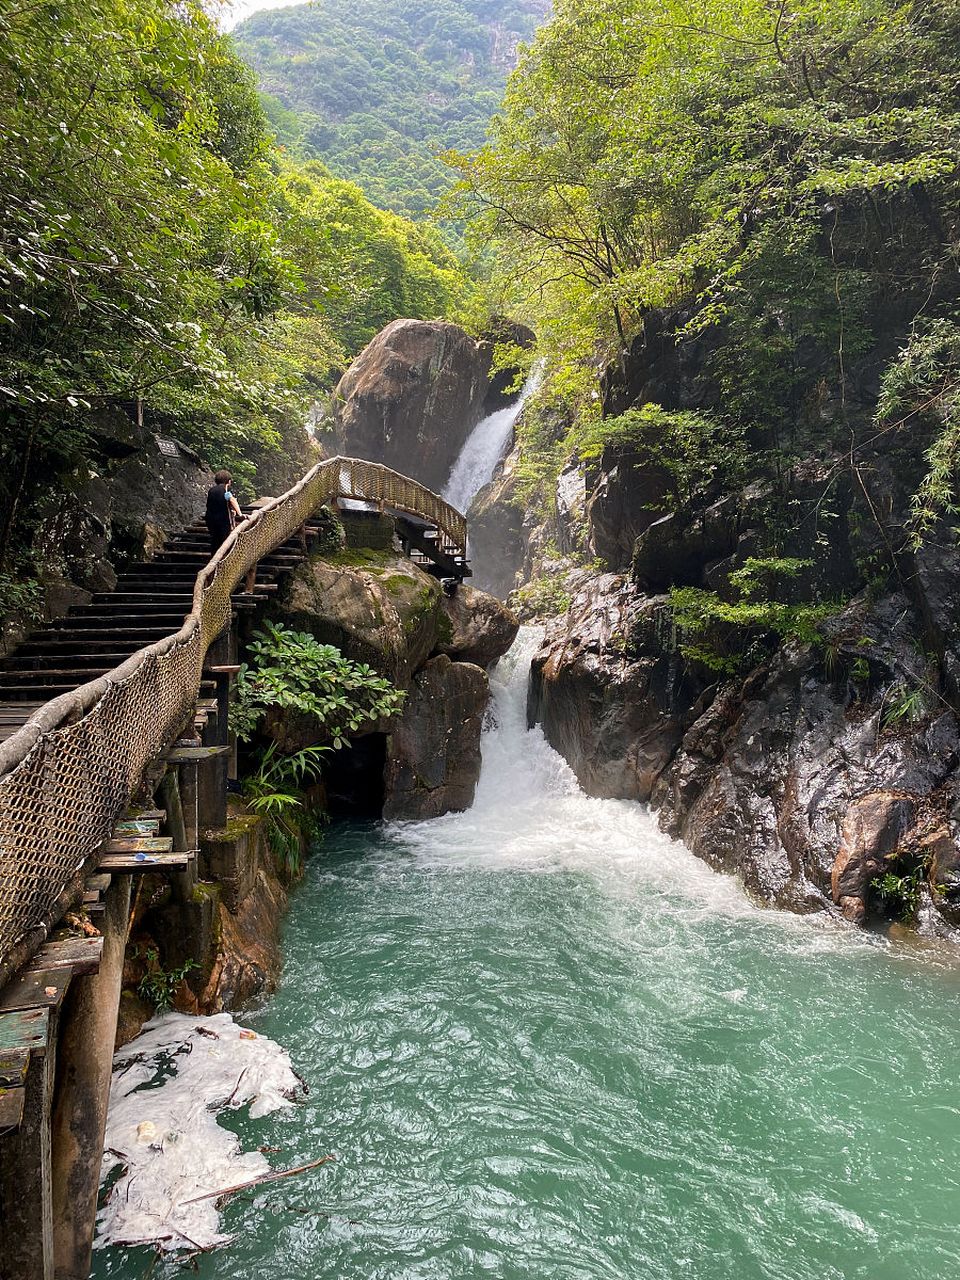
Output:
[220, 0, 309, 30]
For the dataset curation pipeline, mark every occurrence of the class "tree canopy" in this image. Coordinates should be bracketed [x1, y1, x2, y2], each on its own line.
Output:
[0, 0, 474, 581]
[451, 0, 960, 473]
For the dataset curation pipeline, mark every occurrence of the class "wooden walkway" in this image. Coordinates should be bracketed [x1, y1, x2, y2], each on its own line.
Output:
[0, 457, 471, 1280]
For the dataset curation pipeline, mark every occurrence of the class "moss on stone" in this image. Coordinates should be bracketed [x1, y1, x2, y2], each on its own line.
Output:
[436, 608, 454, 645]
[205, 813, 261, 843]
[322, 546, 394, 569]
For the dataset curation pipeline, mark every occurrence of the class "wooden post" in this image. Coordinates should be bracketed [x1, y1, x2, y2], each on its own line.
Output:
[180, 759, 199, 851]
[160, 767, 197, 904]
[0, 1008, 58, 1280]
[48, 876, 132, 1280]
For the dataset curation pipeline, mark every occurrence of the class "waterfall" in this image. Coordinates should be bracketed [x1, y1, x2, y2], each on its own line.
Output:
[441, 364, 543, 513]
[391, 627, 753, 909]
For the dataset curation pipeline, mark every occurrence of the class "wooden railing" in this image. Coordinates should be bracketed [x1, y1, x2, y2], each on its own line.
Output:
[0, 457, 466, 984]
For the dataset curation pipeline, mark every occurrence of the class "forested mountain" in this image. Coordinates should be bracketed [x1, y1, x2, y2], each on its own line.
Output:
[232, 0, 550, 223]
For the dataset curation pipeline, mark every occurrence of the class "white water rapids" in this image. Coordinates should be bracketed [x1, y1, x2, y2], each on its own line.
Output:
[441, 365, 542, 514]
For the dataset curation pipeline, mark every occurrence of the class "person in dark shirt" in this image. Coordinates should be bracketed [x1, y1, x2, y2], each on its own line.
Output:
[205, 469, 243, 555]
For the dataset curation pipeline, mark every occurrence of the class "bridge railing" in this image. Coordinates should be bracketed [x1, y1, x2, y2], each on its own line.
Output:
[0, 456, 465, 984]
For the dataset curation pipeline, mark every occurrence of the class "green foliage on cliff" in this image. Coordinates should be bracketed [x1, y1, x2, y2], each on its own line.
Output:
[452, 0, 960, 533]
[670, 558, 833, 673]
[0, 0, 474, 579]
[233, 0, 549, 225]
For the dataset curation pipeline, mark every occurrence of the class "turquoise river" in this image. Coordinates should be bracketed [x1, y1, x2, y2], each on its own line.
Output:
[94, 630, 960, 1280]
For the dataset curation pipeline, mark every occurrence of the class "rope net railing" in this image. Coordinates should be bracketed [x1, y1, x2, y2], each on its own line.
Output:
[0, 457, 465, 983]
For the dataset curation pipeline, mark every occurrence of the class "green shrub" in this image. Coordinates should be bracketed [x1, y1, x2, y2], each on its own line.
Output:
[136, 948, 199, 1014]
[669, 557, 834, 673]
[510, 576, 572, 619]
[234, 620, 405, 745]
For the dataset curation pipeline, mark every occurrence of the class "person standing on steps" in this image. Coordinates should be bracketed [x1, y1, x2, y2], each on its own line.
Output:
[205, 469, 243, 556]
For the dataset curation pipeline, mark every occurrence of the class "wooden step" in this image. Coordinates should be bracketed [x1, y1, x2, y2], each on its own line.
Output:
[0, 969, 71, 1015]
[54, 612, 188, 628]
[0, 1008, 49, 1057]
[103, 836, 173, 855]
[91, 592, 192, 604]
[24, 936, 103, 977]
[0, 1086, 25, 1136]
[113, 819, 161, 836]
[2, 654, 144, 672]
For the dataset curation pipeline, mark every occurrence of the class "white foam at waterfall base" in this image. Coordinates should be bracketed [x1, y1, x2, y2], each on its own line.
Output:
[97, 1013, 305, 1252]
[441, 364, 543, 514]
[390, 628, 840, 929]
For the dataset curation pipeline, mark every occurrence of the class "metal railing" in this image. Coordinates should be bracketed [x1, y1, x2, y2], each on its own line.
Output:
[0, 457, 465, 984]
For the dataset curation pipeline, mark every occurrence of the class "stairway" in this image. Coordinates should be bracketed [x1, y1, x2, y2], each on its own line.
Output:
[0, 514, 325, 742]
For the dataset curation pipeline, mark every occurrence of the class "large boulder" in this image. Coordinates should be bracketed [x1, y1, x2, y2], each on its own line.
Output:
[271, 549, 443, 687]
[437, 585, 519, 668]
[383, 655, 488, 820]
[333, 319, 492, 492]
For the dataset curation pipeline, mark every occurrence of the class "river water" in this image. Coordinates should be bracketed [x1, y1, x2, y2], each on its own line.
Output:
[94, 630, 960, 1279]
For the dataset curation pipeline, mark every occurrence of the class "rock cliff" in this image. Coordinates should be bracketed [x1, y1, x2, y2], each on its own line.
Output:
[521, 307, 960, 942]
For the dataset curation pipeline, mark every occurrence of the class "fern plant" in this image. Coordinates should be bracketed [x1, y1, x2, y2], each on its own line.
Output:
[241, 744, 327, 875]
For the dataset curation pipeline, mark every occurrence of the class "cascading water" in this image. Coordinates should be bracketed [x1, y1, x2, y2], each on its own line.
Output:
[94, 630, 960, 1280]
[442, 365, 543, 514]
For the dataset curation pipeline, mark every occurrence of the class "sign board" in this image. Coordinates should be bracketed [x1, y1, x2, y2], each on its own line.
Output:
[156, 438, 180, 458]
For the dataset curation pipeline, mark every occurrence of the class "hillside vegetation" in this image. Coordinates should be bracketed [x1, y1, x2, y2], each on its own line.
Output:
[0, 0, 474, 603]
[452, 0, 960, 549]
[233, 0, 549, 224]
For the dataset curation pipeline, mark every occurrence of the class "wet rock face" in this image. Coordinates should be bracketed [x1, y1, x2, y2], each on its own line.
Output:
[530, 580, 960, 934]
[437, 584, 519, 669]
[584, 449, 672, 570]
[383, 655, 489, 820]
[333, 318, 492, 492]
[654, 596, 960, 920]
[528, 574, 694, 801]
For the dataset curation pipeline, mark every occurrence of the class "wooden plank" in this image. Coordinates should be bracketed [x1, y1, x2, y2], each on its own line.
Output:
[84, 873, 111, 893]
[24, 937, 103, 978]
[0, 1086, 25, 1136]
[0, 1048, 29, 1088]
[113, 818, 160, 836]
[164, 745, 231, 762]
[102, 836, 172, 854]
[129, 808, 165, 821]
[0, 1008, 49, 1057]
[97, 849, 191, 872]
[0, 970, 71, 1015]
[204, 664, 242, 675]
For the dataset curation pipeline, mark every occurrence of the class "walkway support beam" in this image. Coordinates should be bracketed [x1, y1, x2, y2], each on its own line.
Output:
[49, 875, 131, 1280]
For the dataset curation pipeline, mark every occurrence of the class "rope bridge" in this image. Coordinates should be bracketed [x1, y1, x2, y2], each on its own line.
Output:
[0, 457, 467, 985]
